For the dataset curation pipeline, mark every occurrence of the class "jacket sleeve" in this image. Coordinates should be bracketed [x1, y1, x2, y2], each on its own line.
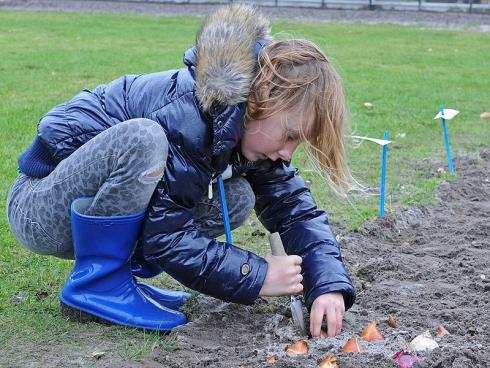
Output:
[245, 160, 356, 311]
[141, 145, 268, 305]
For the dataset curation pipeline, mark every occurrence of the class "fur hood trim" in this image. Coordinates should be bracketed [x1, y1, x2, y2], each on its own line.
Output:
[195, 5, 272, 112]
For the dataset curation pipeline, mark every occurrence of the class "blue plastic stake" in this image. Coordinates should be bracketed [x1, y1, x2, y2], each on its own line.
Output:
[217, 175, 233, 244]
[440, 105, 455, 176]
[379, 131, 389, 218]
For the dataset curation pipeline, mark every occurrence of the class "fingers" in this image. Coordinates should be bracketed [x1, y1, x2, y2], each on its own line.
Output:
[309, 304, 323, 338]
[292, 255, 302, 265]
[284, 256, 302, 293]
[311, 307, 339, 338]
[259, 254, 303, 297]
[327, 303, 345, 336]
[292, 262, 303, 294]
[291, 270, 303, 294]
[335, 306, 344, 335]
[294, 282, 303, 294]
[326, 310, 337, 337]
[310, 293, 345, 337]
[267, 255, 301, 269]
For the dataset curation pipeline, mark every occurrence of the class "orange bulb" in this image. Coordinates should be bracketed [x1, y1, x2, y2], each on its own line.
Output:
[266, 355, 277, 364]
[360, 321, 384, 341]
[285, 339, 308, 355]
[437, 325, 450, 336]
[319, 354, 339, 368]
[341, 336, 363, 353]
[388, 315, 397, 328]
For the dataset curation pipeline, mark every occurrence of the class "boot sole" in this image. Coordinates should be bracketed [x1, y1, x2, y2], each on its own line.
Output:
[60, 301, 113, 326]
[60, 301, 179, 331]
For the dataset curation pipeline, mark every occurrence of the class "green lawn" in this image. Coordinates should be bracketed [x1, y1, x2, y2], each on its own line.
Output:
[0, 10, 488, 363]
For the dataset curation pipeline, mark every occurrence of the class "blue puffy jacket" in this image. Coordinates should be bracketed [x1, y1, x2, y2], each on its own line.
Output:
[18, 7, 355, 310]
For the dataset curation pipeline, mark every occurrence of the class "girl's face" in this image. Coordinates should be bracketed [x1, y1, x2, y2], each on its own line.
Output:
[240, 111, 303, 162]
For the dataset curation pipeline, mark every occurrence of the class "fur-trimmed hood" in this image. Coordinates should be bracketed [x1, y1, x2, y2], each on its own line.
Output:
[193, 5, 273, 112]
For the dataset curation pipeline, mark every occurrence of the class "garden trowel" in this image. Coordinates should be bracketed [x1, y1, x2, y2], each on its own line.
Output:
[269, 232, 307, 335]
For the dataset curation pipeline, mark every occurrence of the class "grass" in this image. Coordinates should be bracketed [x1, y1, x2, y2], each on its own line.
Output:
[0, 9, 489, 364]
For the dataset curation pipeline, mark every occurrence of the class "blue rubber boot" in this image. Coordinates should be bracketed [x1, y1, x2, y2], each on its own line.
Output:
[131, 244, 191, 310]
[138, 283, 191, 310]
[60, 197, 187, 331]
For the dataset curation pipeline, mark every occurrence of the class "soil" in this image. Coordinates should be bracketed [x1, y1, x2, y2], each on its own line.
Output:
[1, 0, 490, 31]
[136, 148, 489, 367]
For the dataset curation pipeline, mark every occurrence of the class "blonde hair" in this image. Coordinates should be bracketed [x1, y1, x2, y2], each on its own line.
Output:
[246, 39, 355, 197]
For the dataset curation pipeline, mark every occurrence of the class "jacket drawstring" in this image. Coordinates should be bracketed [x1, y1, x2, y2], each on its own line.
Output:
[217, 175, 233, 244]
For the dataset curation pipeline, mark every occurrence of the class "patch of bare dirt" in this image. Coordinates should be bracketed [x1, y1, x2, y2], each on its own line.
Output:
[3, 149, 487, 367]
[143, 149, 489, 367]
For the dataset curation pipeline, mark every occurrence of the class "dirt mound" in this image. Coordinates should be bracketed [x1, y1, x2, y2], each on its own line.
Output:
[143, 149, 489, 367]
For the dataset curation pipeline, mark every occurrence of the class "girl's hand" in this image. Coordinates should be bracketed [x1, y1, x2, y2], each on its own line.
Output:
[310, 292, 345, 337]
[259, 254, 303, 297]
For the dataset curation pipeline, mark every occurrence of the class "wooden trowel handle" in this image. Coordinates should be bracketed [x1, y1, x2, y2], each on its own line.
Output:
[269, 232, 287, 256]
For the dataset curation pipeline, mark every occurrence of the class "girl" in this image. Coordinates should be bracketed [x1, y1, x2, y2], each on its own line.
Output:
[6, 4, 355, 337]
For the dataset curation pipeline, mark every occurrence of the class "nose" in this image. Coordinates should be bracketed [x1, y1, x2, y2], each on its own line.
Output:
[278, 141, 298, 161]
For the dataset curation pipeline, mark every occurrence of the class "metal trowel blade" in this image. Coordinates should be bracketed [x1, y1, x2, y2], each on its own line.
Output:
[290, 296, 306, 335]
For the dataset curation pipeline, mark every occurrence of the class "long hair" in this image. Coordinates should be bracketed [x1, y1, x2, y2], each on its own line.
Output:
[246, 39, 355, 196]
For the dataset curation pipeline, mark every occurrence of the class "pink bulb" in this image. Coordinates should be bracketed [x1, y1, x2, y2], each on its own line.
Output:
[393, 350, 420, 368]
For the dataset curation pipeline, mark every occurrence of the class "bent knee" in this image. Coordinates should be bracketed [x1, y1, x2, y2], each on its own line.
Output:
[138, 161, 166, 184]
[125, 118, 168, 156]
[228, 177, 255, 229]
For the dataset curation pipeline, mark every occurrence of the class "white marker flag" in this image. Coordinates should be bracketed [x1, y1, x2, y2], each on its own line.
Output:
[351, 135, 392, 146]
[434, 109, 459, 120]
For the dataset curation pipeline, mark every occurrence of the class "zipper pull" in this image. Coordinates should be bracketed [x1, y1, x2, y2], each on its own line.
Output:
[208, 179, 213, 199]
